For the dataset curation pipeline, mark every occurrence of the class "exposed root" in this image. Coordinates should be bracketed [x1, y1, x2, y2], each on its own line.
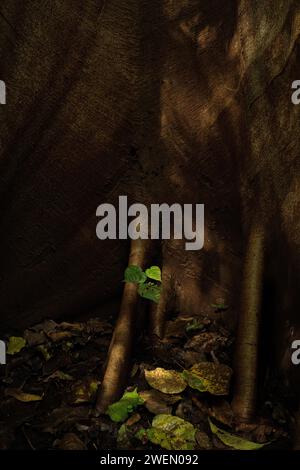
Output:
[149, 264, 173, 339]
[232, 220, 265, 421]
[96, 238, 152, 414]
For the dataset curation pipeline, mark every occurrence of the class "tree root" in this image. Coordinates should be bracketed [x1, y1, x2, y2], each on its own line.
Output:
[232, 220, 265, 421]
[96, 238, 152, 414]
[149, 264, 173, 339]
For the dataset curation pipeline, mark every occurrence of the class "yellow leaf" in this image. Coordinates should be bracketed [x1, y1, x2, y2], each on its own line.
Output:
[7, 337, 26, 355]
[5, 388, 43, 402]
[182, 362, 232, 395]
[71, 378, 100, 404]
[145, 368, 186, 394]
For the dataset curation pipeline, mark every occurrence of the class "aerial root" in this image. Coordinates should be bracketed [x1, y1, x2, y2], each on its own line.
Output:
[96, 238, 152, 414]
[149, 264, 173, 339]
[232, 219, 265, 421]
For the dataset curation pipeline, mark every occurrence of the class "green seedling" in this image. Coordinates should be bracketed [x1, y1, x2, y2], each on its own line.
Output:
[124, 265, 161, 303]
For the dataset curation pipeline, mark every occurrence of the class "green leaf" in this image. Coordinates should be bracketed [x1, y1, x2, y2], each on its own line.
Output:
[185, 319, 204, 333]
[107, 389, 144, 423]
[124, 266, 147, 284]
[182, 370, 206, 392]
[208, 418, 268, 450]
[138, 415, 196, 450]
[135, 428, 148, 444]
[37, 345, 52, 361]
[145, 266, 161, 282]
[138, 282, 161, 303]
[182, 362, 232, 395]
[7, 336, 26, 355]
[117, 424, 131, 448]
[211, 303, 229, 311]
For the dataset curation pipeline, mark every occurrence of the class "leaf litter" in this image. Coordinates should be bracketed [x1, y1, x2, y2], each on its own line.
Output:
[0, 312, 289, 450]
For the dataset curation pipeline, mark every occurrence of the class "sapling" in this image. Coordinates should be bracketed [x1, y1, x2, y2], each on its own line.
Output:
[124, 265, 162, 303]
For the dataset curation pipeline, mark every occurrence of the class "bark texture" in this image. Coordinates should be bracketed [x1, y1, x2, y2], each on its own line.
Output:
[0, 0, 300, 424]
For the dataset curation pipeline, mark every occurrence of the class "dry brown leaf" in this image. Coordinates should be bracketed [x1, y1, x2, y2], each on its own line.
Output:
[55, 433, 86, 450]
[195, 430, 212, 449]
[47, 331, 74, 343]
[139, 390, 178, 415]
[185, 332, 228, 353]
[24, 329, 47, 346]
[126, 413, 141, 427]
[210, 399, 234, 427]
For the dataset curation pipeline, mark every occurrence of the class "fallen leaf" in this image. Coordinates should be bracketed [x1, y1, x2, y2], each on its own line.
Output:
[165, 319, 190, 339]
[42, 407, 90, 434]
[130, 364, 139, 378]
[36, 345, 52, 361]
[69, 378, 100, 404]
[117, 424, 131, 448]
[185, 332, 228, 353]
[107, 389, 144, 423]
[55, 433, 86, 450]
[86, 318, 112, 334]
[47, 331, 74, 343]
[126, 413, 141, 427]
[210, 399, 234, 427]
[253, 423, 287, 443]
[183, 350, 207, 368]
[139, 415, 196, 450]
[58, 322, 84, 332]
[195, 430, 212, 449]
[145, 368, 187, 394]
[32, 319, 58, 334]
[140, 389, 181, 415]
[135, 428, 148, 445]
[140, 390, 181, 405]
[7, 337, 26, 355]
[186, 319, 204, 333]
[175, 400, 195, 421]
[5, 388, 43, 402]
[43, 371, 74, 383]
[209, 419, 268, 450]
[142, 398, 170, 415]
[24, 329, 46, 347]
[211, 303, 229, 311]
[182, 362, 232, 395]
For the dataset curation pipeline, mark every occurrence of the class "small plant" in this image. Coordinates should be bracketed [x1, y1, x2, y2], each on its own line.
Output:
[185, 319, 204, 333]
[124, 265, 161, 303]
[211, 303, 229, 312]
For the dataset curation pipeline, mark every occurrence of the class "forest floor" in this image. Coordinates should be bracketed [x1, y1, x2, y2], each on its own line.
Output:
[0, 309, 292, 450]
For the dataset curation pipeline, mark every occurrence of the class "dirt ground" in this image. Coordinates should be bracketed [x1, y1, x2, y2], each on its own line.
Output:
[0, 307, 292, 450]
